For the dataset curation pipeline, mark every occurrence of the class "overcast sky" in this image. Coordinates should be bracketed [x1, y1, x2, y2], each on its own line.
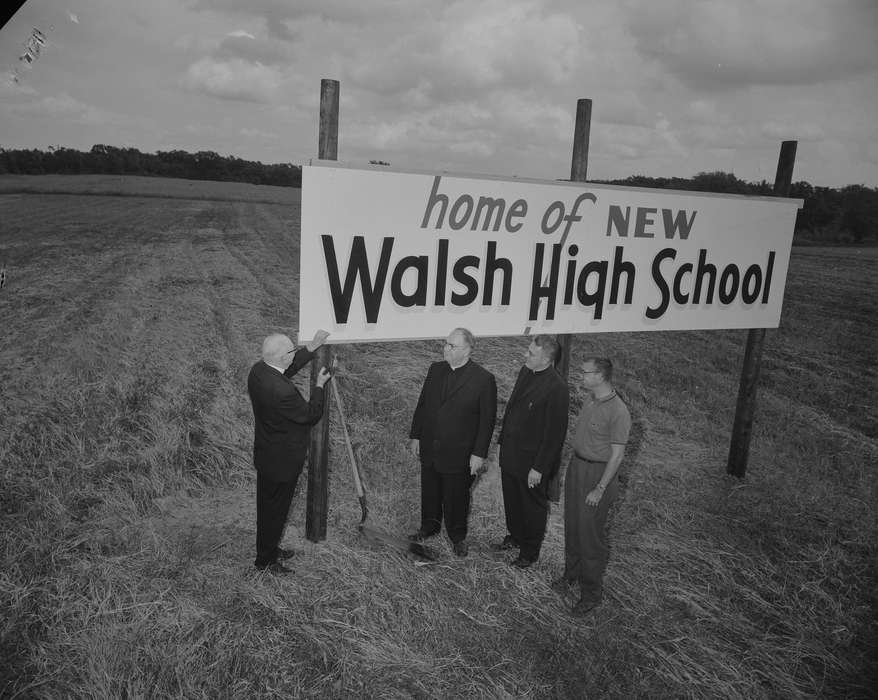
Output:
[2, 0, 877, 188]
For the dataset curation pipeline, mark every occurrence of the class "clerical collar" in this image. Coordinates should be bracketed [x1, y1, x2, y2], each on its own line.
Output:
[266, 361, 286, 374]
[448, 359, 470, 371]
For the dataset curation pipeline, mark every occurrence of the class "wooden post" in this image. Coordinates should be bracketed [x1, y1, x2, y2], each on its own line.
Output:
[306, 79, 339, 541]
[727, 140, 797, 478]
[317, 78, 339, 162]
[570, 98, 591, 183]
[556, 98, 592, 379]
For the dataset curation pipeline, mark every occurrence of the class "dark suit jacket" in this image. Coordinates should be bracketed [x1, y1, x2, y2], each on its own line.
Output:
[498, 365, 569, 479]
[247, 348, 324, 482]
[409, 360, 497, 474]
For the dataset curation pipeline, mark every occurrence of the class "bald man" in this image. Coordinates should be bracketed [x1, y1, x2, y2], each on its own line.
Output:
[247, 329, 331, 574]
[409, 328, 497, 557]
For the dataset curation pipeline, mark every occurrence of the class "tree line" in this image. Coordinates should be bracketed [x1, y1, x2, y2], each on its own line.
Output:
[1, 146, 875, 244]
[0, 145, 301, 188]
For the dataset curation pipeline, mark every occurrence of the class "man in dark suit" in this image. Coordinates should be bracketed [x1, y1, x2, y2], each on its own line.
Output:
[247, 330, 331, 574]
[408, 328, 497, 557]
[493, 335, 569, 568]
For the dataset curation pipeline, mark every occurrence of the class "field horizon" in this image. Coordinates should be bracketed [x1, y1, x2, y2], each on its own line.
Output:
[1, 175, 875, 698]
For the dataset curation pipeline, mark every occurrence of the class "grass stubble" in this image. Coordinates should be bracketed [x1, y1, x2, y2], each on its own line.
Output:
[0, 176, 875, 698]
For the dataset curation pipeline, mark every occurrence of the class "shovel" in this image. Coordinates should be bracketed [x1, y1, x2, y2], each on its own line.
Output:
[331, 363, 439, 562]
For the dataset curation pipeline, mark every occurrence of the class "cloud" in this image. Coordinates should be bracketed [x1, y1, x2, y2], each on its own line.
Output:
[625, 0, 878, 91]
[240, 126, 278, 140]
[595, 92, 654, 129]
[355, 102, 491, 152]
[173, 32, 221, 53]
[193, 0, 422, 38]
[439, 0, 582, 90]
[761, 121, 824, 142]
[181, 57, 282, 102]
[10, 92, 114, 125]
[216, 32, 291, 65]
[0, 77, 38, 98]
[344, 0, 583, 100]
[491, 91, 571, 144]
[862, 142, 878, 166]
[184, 122, 222, 135]
[195, 0, 583, 100]
[597, 119, 689, 166]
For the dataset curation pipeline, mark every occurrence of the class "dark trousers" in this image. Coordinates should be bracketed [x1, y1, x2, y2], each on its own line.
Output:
[255, 472, 299, 567]
[500, 469, 549, 561]
[420, 461, 473, 543]
[563, 456, 619, 602]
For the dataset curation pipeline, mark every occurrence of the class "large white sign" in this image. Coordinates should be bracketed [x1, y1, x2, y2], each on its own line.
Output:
[298, 162, 803, 344]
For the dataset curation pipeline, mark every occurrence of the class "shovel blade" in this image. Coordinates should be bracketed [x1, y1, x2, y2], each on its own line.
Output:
[358, 525, 439, 562]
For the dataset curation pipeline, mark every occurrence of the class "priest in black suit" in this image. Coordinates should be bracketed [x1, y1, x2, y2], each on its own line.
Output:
[493, 335, 569, 568]
[409, 328, 497, 557]
[247, 330, 331, 573]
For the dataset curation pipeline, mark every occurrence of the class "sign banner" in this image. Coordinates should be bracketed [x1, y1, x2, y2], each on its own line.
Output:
[298, 162, 802, 344]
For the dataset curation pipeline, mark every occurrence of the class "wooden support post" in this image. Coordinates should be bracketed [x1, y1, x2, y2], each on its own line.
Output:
[727, 140, 797, 478]
[570, 98, 591, 183]
[317, 78, 339, 162]
[306, 79, 339, 541]
[556, 98, 592, 379]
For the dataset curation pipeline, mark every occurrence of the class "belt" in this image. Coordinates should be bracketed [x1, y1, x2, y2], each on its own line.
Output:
[574, 453, 606, 464]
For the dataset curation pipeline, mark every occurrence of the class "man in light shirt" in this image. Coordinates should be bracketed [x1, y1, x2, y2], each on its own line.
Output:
[554, 357, 631, 615]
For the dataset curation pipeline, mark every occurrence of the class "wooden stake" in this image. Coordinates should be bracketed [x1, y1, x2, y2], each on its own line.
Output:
[727, 140, 797, 478]
[306, 79, 339, 541]
[556, 98, 592, 379]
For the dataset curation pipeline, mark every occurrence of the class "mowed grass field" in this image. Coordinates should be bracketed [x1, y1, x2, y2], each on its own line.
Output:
[1, 174, 876, 699]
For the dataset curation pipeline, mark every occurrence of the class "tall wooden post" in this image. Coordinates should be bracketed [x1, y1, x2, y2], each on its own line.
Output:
[556, 98, 592, 379]
[727, 140, 797, 478]
[306, 78, 339, 541]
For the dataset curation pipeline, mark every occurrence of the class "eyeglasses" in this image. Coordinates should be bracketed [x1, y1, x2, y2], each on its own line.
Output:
[582, 369, 602, 374]
[444, 342, 466, 350]
[285, 348, 297, 355]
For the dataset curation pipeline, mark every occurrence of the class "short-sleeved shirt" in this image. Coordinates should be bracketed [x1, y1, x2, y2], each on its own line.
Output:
[572, 391, 631, 462]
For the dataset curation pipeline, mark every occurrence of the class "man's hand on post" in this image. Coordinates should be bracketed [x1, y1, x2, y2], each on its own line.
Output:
[316, 366, 332, 388]
[527, 468, 541, 488]
[469, 455, 484, 475]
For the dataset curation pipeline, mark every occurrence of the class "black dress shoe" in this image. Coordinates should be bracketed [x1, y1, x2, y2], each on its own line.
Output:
[452, 540, 469, 557]
[408, 529, 437, 542]
[276, 547, 295, 560]
[490, 535, 518, 552]
[256, 561, 292, 575]
[511, 556, 535, 569]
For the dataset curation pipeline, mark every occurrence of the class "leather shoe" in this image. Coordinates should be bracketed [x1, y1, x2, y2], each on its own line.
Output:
[276, 547, 295, 560]
[408, 529, 437, 542]
[511, 556, 535, 569]
[490, 535, 518, 552]
[452, 540, 469, 557]
[256, 561, 292, 575]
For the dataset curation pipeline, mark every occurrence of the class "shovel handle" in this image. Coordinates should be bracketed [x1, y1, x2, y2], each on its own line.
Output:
[332, 372, 365, 500]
